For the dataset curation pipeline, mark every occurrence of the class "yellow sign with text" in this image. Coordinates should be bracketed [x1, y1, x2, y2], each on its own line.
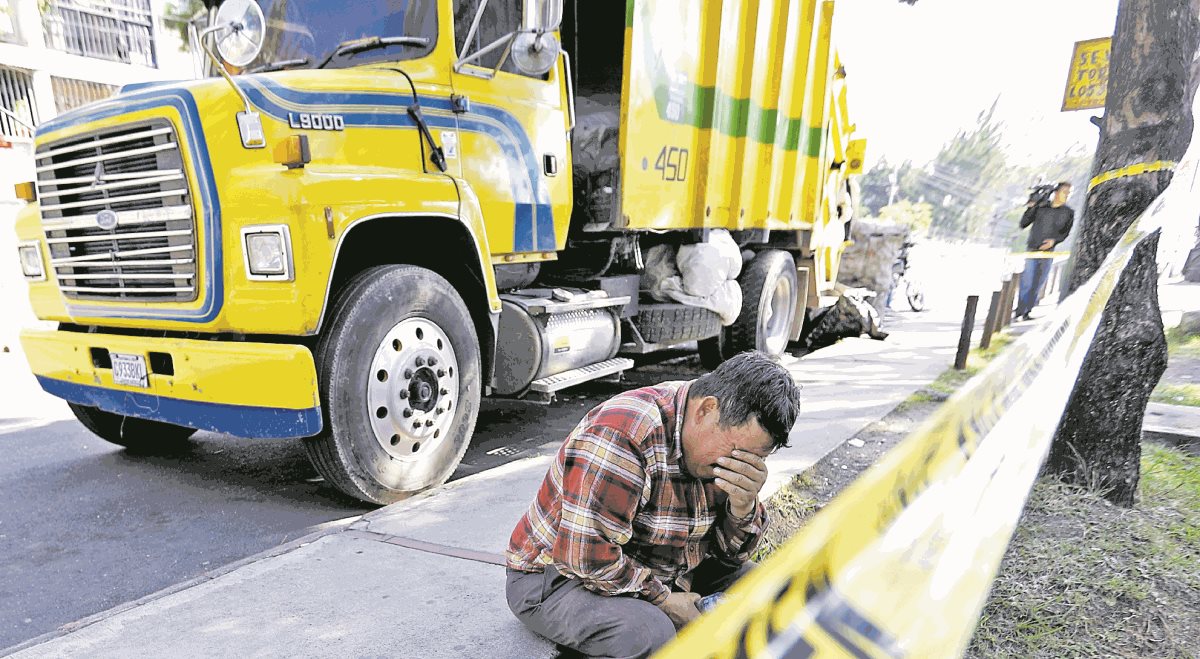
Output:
[1062, 37, 1111, 111]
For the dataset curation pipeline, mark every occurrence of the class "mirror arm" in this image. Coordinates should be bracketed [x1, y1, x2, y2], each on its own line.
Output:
[200, 23, 255, 116]
[458, 0, 491, 61]
[454, 32, 517, 76]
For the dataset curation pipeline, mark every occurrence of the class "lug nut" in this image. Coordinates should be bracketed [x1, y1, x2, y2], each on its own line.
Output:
[404, 369, 413, 379]
[437, 369, 446, 377]
[403, 409, 413, 418]
[399, 390, 409, 399]
[424, 420, 434, 427]
[428, 357, 438, 366]
[440, 388, 449, 396]
[413, 422, 421, 430]
[435, 407, 444, 415]
[415, 357, 425, 367]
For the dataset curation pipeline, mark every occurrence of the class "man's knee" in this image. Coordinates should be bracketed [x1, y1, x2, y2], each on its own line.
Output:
[604, 607, 676, 658]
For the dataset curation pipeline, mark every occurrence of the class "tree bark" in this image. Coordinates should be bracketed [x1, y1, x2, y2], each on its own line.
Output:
[1045, 0, 1200, 505]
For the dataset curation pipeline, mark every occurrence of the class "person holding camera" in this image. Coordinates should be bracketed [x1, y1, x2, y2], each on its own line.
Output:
[1014, 181, 1074, 321]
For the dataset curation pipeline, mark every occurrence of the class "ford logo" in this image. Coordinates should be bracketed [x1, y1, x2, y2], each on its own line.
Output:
[96, 210, 118, 231]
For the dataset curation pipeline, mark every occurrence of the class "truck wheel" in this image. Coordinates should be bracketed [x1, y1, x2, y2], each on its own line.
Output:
[724, 250, 798, 358]
[305, 265, 481, 505]
[68, 403, 196, 454]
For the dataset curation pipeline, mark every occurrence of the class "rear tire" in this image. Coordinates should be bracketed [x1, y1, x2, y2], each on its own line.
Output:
[723, 250, 798, 358]
[906, 280, 927, 312]
[304, 265, 481, 505]
[68, 403, 196, 454]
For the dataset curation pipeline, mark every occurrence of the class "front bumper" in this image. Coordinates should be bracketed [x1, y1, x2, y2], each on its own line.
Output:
[20, 329, 322, 439]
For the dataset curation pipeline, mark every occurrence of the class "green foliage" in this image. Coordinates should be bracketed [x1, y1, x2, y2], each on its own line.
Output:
[1165, 325, 1200, 359]
[859, 159, 925, 218]
[858, 159, 893, 216]
[877, 200, 934, 237]
[165, 0, 206, 52]
[919, 101, 1008, 241]
[1152, 383, 1200, 407]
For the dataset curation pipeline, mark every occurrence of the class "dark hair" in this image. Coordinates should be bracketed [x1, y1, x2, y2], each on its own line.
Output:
[689, 351, 802, 450]
[1055, 181, 1072, 193]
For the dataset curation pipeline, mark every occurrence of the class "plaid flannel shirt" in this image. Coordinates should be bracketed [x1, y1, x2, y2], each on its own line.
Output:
[506, 381, 769, 604]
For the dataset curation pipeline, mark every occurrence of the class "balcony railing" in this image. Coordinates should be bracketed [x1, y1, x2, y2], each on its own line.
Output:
[42, 0, 157, 68]
[0, 65, 39, 140]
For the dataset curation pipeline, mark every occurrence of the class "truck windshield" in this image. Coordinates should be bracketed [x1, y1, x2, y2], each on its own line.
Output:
[247, 0, 438, 71]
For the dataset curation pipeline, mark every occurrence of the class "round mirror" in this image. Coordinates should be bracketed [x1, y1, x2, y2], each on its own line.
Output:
[214, 0, 265, 68]
[511, 31, 561, 77]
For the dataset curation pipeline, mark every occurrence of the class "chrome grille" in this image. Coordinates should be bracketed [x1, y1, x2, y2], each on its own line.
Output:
[36, 120, 196, 302]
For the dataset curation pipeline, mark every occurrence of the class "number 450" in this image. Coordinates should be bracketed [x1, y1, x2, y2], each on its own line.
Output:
[655, 146, 689, 182]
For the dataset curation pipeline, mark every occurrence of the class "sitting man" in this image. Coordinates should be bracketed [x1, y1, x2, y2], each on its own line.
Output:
[505, 351, 802, 658]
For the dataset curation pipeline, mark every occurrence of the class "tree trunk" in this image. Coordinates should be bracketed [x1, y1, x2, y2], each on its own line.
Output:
[1045, 0, 1200, 505]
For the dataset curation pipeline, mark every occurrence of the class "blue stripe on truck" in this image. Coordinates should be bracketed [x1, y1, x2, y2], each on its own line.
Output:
[38, 377, 323, 439]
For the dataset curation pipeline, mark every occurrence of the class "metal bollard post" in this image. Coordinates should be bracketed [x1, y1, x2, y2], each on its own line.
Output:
[955, 295, 979, 370]
[981, 290, 1002, 350]
[1000, 276, 1017, 328]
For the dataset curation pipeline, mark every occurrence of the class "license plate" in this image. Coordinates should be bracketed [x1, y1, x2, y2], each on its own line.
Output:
[111, 353, 149, 388]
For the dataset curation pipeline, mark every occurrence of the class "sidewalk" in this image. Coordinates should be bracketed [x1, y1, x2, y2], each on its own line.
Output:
[0, 309, 1021, 658]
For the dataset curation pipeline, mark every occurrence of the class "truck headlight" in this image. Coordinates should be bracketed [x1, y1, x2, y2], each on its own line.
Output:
[17, 241, 45, 280]
[241, 225, 293, 281]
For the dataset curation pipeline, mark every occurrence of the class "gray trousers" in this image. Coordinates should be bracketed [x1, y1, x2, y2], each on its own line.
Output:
[505, 557, 754, 659]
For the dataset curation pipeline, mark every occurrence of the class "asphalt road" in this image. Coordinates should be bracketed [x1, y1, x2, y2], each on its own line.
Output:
[0, 352, 708, 651]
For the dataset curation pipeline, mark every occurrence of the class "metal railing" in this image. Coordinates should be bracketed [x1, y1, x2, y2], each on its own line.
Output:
[0, 65, 38, 139]
[41, 0, 157, 68]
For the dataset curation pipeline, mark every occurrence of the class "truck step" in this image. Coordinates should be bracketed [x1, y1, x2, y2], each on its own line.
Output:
[529, 358, 634, 394]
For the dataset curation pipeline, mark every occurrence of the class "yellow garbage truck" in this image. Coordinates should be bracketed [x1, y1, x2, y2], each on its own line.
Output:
[12, 0, 864, 503]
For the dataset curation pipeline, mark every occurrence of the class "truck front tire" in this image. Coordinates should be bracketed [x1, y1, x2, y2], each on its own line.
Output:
[305, 265, 481, 505]
[68, 403, 196, 454]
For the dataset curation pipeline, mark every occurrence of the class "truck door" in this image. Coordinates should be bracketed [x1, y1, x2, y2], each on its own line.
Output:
[449, 1, 571, 257]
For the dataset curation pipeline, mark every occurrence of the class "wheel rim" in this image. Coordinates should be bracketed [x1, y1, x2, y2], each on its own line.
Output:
[366, 317, 460, 462]
[760, 274, 795, 355]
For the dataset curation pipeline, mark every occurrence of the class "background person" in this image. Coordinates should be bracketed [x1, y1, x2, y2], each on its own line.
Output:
[1015, 181, 1075, 321]
[504, 352, 802, 659]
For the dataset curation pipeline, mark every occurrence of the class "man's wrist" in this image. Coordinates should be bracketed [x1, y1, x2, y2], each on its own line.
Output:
[728, 499, 757, 522]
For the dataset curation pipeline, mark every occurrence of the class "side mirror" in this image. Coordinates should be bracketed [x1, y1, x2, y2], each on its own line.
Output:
[210, 0, 265, 67]
[198, 0, 267, 149]
[456, 0, 563, 78]
[511, 0, 562, 76]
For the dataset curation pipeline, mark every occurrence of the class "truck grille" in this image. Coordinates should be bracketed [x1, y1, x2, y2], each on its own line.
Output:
[36, 120, 196, 302]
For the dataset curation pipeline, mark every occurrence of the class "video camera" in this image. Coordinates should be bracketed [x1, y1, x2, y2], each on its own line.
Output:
[1027, 183, 1057, 207]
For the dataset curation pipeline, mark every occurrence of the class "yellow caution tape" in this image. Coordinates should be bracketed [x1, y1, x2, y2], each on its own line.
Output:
[656, 152, 1185, 658]
[1088, 160, 1176, 191]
